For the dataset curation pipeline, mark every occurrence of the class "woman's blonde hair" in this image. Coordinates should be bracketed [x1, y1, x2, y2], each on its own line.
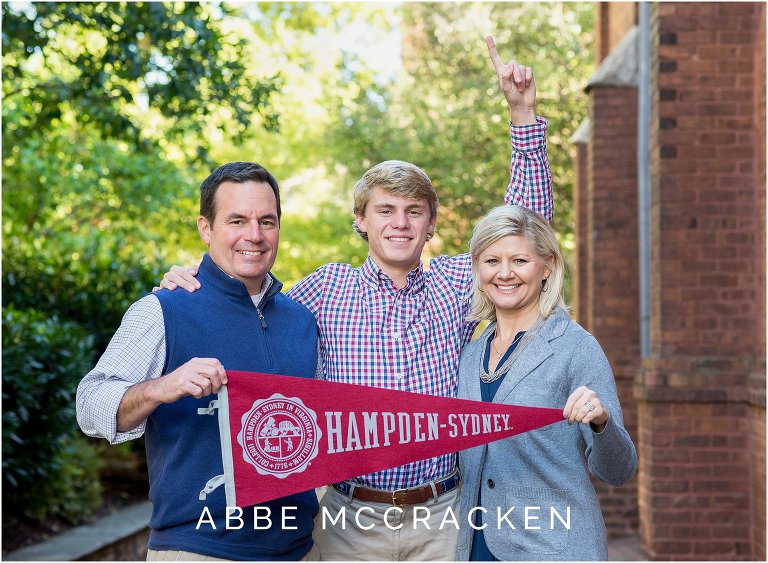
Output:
[468, 205, 567, 322]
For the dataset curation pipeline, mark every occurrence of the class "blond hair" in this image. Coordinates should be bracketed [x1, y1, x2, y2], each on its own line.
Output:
[468, 205, 567, 322]
[352, 160, 439, 242]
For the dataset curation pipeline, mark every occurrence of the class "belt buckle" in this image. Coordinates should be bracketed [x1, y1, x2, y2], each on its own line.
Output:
[391, 487, 409, 506]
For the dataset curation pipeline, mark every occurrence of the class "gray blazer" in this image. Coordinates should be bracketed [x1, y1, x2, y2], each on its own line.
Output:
[456, 306, 637, 561]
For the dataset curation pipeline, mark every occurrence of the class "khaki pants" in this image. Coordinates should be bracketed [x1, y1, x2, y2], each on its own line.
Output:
[313, 485, 460, 561]
[146, 544, 320, 561]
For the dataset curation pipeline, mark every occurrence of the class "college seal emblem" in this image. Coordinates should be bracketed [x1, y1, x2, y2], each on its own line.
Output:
[237, 393, 321, 479]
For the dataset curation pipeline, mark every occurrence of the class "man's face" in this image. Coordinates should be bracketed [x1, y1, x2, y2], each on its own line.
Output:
[355, 186, 436, 277]
[197, 181, 279, 295]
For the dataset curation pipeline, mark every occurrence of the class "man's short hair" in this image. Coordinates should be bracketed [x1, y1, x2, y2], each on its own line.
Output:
[352, 160, 439, 242]
[200, 162, 280, 224]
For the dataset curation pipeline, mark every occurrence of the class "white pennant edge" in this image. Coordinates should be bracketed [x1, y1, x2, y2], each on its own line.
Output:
[216, 383, 237, 507]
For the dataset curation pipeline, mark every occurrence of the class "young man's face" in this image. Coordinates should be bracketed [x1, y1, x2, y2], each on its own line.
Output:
[197, 181, 279, 295]
[355, 186, 436, 277]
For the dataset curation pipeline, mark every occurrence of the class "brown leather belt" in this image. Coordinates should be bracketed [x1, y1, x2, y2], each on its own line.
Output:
[332, 471, 460, 507]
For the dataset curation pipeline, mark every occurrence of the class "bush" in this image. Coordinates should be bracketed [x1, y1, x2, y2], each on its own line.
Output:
[23, 435, 103, 521]
[2, 236, 167, 354]
[2, 306, 102, 521]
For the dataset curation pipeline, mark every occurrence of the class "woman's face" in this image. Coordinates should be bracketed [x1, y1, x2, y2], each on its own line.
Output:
[477, 235, 552, 316]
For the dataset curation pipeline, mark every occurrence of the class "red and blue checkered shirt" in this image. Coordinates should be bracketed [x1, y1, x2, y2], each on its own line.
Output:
[288, 117, 552, 489]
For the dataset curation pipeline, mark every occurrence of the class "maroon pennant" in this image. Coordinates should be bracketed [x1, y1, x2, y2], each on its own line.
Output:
[208, 371, 564, 507]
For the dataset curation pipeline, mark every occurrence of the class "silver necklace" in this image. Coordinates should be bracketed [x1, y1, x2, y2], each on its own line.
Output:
[491, 332, 525, 360]
[480, 316, 546, 384]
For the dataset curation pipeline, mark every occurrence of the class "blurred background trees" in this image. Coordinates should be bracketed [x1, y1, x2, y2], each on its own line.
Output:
[2, 1, 593, 529]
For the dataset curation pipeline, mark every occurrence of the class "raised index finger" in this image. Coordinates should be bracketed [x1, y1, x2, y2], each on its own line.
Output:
[485, 35, 504, 72]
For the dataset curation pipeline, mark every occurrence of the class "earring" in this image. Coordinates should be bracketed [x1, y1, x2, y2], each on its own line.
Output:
[541, 278, 549, 293]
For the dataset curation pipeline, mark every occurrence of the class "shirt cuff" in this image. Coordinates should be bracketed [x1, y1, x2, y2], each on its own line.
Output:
[590, 412, 613, 436]
[510, 116, 548, 152]
[95, 379, 147, 444]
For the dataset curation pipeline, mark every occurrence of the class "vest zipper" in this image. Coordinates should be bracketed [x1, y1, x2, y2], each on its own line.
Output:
[257, 308, 268, 328]
[257, 275, 280, 370]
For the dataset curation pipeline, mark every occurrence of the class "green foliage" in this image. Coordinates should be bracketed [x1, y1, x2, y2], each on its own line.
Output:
[2, 233, 168, 354]
[325, 2, 593, 257]
[2, 117, 186, 354]
[2, 1, 279, 160]
[211, 4, 393, 185]
[276, 204, 368, 289]
[21, 435, 104, 522]
[2, 307, 102, 521]
[2, 115, 196, 236]
[2, 2, 233, 353]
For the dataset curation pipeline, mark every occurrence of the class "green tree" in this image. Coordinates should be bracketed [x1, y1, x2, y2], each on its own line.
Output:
[2, 2, 279, 160]
[1, 2, 319, 347]
[0, 2, 324, 524]
[208, 4, 392, 285]
[2, 307, 102, 521]
[325, 2, 593, 257]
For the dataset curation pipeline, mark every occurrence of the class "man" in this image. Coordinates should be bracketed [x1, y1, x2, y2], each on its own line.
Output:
[77, 163, 320, 561]
[160, 38, 553, 560]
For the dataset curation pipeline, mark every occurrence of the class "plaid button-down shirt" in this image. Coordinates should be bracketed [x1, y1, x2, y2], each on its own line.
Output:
[288, 117, 552, 489]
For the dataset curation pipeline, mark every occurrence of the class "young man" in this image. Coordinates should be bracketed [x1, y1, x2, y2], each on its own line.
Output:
[77, 163, 321, 560]
[160, 38, 553, 560]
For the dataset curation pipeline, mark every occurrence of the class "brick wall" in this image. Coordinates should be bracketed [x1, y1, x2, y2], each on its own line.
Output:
[750, 4, 766, 559]
[637, 383, 755, 559]
[750, 401, 766, 560]
[755, 0, 766, 361]
[634, 2, 765, 560]
[595, 3, 638, 63]
[584, 86, 640, 538]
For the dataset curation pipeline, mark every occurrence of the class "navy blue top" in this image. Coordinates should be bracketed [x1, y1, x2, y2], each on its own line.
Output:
[472, 330, 525, 562]
[149, 254, 319, 560]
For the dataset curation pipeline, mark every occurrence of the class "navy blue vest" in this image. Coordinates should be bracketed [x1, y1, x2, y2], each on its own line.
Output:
[148, 254, 318, 560]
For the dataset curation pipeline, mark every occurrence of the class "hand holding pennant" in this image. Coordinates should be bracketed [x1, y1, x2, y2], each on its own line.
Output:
[205, 371, 564, 507]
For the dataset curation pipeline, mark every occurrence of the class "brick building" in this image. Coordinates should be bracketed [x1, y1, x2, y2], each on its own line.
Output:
[572, 2, 765, 560]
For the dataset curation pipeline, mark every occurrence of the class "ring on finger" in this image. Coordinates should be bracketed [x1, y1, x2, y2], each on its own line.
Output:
[584, 401, 595, 412]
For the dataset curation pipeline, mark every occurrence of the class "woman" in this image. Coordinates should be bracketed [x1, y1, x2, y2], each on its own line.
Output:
[456, 205, 637, 561]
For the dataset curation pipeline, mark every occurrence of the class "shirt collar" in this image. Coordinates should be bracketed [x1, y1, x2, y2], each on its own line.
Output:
[250, 274, 273, 308]
[200, 253, 282, 302]
[360, 256, 426, 295]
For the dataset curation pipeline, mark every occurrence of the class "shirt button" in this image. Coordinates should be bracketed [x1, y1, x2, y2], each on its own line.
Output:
[487, 479, 495, 489]
[393, 332, 401, 340]
[394, 372, 404, 381]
